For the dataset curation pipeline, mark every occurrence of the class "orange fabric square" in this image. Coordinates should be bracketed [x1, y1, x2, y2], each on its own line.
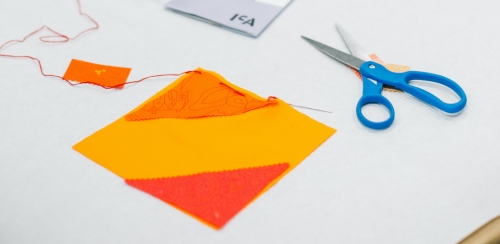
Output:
[63, 59, 131, 88]
[74, 68, 336, 229]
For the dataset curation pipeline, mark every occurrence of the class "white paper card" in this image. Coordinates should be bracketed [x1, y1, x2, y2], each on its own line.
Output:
[166, 0, 292, 37]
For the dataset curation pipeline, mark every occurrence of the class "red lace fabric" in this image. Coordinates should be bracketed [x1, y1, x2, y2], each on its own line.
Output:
[126, 163, 289, 228]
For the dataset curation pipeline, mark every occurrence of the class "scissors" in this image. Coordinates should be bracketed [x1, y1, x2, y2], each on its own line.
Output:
[302, 24, 467, 130]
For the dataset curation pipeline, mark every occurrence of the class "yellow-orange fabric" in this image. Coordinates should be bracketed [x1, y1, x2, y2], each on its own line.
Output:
[73, 68, 336, 228]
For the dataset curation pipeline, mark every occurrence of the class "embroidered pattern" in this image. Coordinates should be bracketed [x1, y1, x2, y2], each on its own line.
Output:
[125, 71, 276, 121]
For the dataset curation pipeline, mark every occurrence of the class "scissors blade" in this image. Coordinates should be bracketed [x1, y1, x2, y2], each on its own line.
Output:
[302, 36, 365, 70]
[335, 23, 372, 62]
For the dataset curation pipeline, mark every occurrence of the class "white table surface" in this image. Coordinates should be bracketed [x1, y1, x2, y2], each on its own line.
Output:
[1, 0, 500, 243]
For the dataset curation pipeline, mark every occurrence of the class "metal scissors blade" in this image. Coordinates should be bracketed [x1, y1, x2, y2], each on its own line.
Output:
[301, 36, 365, 70]
[335, 23, 372, 62]
[336, 24, 402, 91]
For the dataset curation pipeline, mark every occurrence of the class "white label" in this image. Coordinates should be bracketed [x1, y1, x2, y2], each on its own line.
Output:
[166, 0, 292, 37]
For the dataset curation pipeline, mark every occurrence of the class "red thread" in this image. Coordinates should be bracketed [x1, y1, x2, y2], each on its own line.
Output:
[0, 0, 199, 89]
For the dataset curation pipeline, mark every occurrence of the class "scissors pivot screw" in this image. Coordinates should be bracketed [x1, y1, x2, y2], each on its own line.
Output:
[369, 64, 376, 69]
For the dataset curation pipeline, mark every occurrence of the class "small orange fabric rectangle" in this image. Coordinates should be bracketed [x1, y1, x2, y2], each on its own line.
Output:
[63, 59, 131, 88]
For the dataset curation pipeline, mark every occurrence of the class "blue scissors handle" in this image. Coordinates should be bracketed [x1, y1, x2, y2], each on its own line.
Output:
[397, 71, 466, 113]
[356, 61, 467, 129]
[356, 93, 395, 130]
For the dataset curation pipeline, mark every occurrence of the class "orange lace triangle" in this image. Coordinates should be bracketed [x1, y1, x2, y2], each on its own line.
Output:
[125, 163, 289, 229]
[125, 71, 277, 121]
